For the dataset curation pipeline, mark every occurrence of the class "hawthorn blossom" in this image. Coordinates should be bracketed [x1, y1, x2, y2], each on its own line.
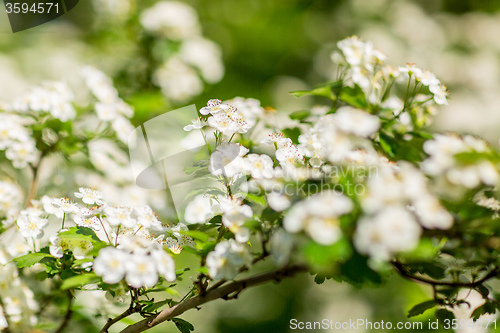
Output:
[354, 205, 422, 261]
[74, 187, 104, 205]
[93, 247, 128, 284]
[16, 214, 48, 239]
[139, 1, 201, 40]
[151, 249, 176, 282]
[52, 198, 79, 214]
[219, 197, 253, 243]
[209, 143, 248, 177]
[104, 206, 137, 228]
[243, 154, 274, 179]
[184, 195, 218, 224]
[332, 106, 380, 137]
[206, 239, 252, 280]
[283, 191, 353, 245]
[125, 253, 158, 288]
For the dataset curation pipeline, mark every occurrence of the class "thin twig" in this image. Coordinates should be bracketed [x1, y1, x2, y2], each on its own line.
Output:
[119, 265, 307, 333]
[54, 292, 74, 333]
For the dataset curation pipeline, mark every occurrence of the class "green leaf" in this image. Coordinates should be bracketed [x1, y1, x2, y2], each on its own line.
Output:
[471, 301, 496, 320]
[339, 85, 367, 109]
[14, 252, 52, 268]
[289, 110, 311, 121]
[143, 299, 170, 313]
[408, 300, 438, 318]
[435, 308, 454, 321]
[245, 193, 267, 207]
[314, 274, 326, 285]
[59, 227, 100, 243]
[378, 132, 396, 158]
[61, 273, 100, 290]
[179, 230, 209, 243]
[172, 318, 194, 333]
[302, 238, 352, 270]
[281, 127, 301, 145]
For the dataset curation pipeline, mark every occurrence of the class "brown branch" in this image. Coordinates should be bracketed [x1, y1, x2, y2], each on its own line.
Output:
[54, 292, 74, 333]
[392, 261, 499, 288]
[119, 265, 307, 333]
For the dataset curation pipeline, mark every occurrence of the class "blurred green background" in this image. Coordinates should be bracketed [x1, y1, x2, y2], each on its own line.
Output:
[2, 0, 500, 331]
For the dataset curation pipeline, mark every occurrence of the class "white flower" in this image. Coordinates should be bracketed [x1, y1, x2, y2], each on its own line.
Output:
[171, 223, 195, 247]
[200, 99, 231, 116]
[219, 197, 253, 243]
[135, 205, 163, 230]
[209, 143, 248, 178]
[429, 84, 448, 105]
[5, 140, 37, 168]
[243, 154, 274, 179]
[140, 1, 201, 40]
[41, 195, 64, 219]
[266, 192, 290, 212]
[225, 97, 264, 129]
[72, 240, 93, 260]
[260, 133, 292, 148]
[183, 118, 206, 132]
[112, 117, 134, 144]
[184, 195, 217, 224]
[52, 198, 79, 214]
[332, 106, 380, 137]
[283, 191, 353, 245]
[93, 247, 127, 284]
[412, 195, 453, 229]
[49, 233, 69, 258]
[16, 214, 48, 239]
[418, 70, 440, 87]
[74, 187, 104, 205]
[354, 205, 422, 261]
[275, 146, 304, 167]
[206, 239, 252, 280]
[151, 250, 176, 282]
[74, 215, 101, 231]
[125, 253, 158, 288]
[153, 57, 203, 102]
[105, 206, 137, 228]
[180, 37, 224, 84]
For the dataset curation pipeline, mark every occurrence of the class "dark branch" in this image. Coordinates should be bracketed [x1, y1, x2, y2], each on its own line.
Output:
[119, 265, 307, 333]
[54, 292, 74, 333]
[392, 261, 499, 288]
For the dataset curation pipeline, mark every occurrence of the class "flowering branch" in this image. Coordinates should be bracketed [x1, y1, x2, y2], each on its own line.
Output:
[118, 265, 307, 333]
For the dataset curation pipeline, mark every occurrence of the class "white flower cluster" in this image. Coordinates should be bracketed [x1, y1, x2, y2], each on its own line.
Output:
[284, 191, 353, 245]
[354, 161, 453, 261]
[94, 241, 176, 288]
[0, 249, 38, 329]
[0, 114, 37, 168]
[295, 106, 380, 167]
[140, 1, 224, 102]
[0, 181, 23, 223]
[422, 134, 499, 189]
[333, 36, 447, 132]
[10, 81, 76, 121]
[206, 239, 252, 280]
[81, 66, 134, 144]
[185, 98, 265, 137]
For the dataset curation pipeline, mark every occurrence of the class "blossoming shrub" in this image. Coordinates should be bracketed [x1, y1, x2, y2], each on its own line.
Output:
[1, 36, 500, 332]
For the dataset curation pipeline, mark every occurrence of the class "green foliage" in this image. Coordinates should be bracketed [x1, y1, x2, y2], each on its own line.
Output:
[172, 318, 195, 333]
[14, 252, 52, 268]
[408, 300, 438, 318]
[61, 273, 100, 290]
